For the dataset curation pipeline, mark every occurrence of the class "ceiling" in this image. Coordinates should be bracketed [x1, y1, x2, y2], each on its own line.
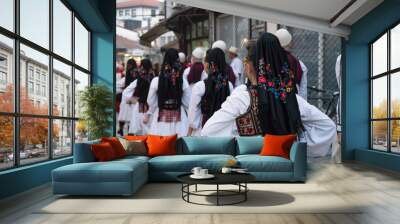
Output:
[170, 0, 384, 37]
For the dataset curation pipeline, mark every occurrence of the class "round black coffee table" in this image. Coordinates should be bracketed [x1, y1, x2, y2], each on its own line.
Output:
[177, 173, 255, 206]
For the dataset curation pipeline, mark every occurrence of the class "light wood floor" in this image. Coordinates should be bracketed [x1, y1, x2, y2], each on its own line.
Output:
[1, 159, 400, 224]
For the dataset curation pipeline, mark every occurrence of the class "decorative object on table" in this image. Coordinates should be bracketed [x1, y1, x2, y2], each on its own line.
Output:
[225, 159, 238, 168]
[190, 167, 214, 179]
[177, 173, 255, 206]
[79, 84, 113, 140]
[221, 167, 249, 174]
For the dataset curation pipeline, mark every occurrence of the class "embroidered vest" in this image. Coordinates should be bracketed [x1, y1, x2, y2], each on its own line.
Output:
[235, 88, 263, 136]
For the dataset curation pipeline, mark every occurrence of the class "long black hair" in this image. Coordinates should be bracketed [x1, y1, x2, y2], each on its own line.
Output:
[133, 58, 154, 107]
[200, 48, 230, 125]
[158, 48, 184, 110]
[124, 58, 138, 88]
[255, 32, 302, 135]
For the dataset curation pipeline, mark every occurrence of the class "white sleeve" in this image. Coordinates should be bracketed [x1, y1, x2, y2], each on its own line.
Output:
[298, 61, 308, 100]
[121, 80, 136, 103]
[181, 78, 191, 111]
[188, 82, 205, 129]
[146, 77, 158, 115]
[183, 67, 190, 83]
[201, 71, 208, 80]
[201, 85, 250, 136]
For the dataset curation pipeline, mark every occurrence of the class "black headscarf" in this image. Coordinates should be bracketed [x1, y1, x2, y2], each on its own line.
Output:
[158, 48, 184, 110]
[200, 48, 230, 125]
[124, 58, 138, 88]
[133, 58, 154, 106]
[255, 32, 302, 135]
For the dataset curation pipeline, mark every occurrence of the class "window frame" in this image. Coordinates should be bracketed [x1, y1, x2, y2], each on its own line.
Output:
[370, 20, 400, 154]
[0, 0, 92, 171]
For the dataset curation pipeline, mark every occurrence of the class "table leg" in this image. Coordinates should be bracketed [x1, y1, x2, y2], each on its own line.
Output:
[217, 184, 219, 206]
[195, 184, 198, 192]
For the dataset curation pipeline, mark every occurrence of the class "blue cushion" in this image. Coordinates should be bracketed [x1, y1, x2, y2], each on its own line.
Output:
[178, 137, 235, 155]
[236, 155, 293, 172]
[236, 136, 263, 155]
[73, 140, 100, 163]
[149, 154, 235, 172]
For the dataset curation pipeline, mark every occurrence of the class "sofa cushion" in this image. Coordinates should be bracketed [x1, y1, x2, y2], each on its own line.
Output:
[149, 154, 235, 172]
[91, 142, 118, 161]
[236, 155, 293, 172]
[178, 137, 235, 155]
[73, 140, 100, 163]
[53, 158, 147, 183]
[147, 135, 177, 157]
[236, 136, 263, 155]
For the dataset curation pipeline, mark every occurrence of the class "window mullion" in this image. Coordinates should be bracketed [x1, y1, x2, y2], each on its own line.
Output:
[387, 30, 391, 152]
[13, 0, 21, 167]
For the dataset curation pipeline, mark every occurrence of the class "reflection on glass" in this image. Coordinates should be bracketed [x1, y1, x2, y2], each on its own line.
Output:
[372, 33, 387, 76]
[53, 0, 72, 60]
[74, 69, 89, 118]
[372, 76, 387, 119]
[74, 18, 89, 70]
[75, 120, 88, 143]
[391, 120, 400, 153]
[0, 0, 14, 31]
[0, 35, 14, 112]
[235, 17, 249, 58]
[53, 59, 72, 117]
[20, 0, 49, 49]
[20, 117, 49, 165]
[372, 121, 388, 151]
[217, 15, 234, 52]
[0, 116, 14, 170]
[391, 24, 400, 70]
[53, 119, 72, 157]
[391, 72, 400, 118]
[20, 44, 49, 115]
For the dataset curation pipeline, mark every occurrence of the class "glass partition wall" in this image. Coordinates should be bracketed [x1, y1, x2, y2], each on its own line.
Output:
[0, 0, 91, 170]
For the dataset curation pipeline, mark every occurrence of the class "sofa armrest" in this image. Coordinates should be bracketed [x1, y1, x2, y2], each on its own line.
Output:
[73, 140, 100, 163]
[289, 142, 307, 182]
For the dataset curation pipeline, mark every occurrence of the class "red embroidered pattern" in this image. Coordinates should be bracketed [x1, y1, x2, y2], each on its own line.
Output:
[235, 88, 263, 136]
[158, 109, 181, 123]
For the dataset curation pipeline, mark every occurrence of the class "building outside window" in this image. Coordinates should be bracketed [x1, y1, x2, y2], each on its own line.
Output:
[371, 23, 400, 153]
[125, 9, 130, 16]
[216, 15, 249, 58]
[119, 10, 123, 17]
[151, 9, 156, 17]
[0, 0, 91, 170]
[131, 8, 136, 17]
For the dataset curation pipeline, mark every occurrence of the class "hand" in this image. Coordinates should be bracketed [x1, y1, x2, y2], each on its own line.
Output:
[143, 114, 149, 124]
[187, 127, 193, 136]
[127, 97, 138, 105]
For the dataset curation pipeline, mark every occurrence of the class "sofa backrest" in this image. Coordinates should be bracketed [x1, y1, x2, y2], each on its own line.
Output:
[177, 137, 236, 155]
[73, 140, 100, 163]
[236, 136, 263, 155]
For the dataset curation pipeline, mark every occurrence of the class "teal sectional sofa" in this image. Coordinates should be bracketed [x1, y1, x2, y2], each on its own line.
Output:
[52, 136, 307, 196]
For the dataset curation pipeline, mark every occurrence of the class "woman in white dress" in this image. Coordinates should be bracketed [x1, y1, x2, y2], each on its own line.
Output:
[143, 48, 191, 137]
[187, 48, 234, 136]
[125, 59, 155, 135]
[202, 34, 337, 158]
[182, 47, 207, 90]
[118, 58, 138, 135]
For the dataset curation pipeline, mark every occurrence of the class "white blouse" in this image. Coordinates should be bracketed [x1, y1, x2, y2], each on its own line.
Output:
[188, 81, 234, 131]
[201, 85, 337, 158]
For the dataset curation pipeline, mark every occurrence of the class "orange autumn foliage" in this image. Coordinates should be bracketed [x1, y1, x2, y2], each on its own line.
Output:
[0, 85, 59, 149]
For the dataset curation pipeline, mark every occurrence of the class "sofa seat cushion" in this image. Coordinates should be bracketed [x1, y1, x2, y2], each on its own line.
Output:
[53, 159, 147, 183]
[236, 155, 293, 172]
[149, 154, 235, 172]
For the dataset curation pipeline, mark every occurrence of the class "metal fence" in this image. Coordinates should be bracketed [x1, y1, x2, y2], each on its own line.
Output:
[288, 27, 342, 123]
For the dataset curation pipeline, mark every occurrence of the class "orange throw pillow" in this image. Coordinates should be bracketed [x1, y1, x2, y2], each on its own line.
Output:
[101, 137, 126, 158]
[124, 135, 148, 141]
[91, 142, 117, 162]
[260, 134, 297, 159]
[146, 134, 177, 157]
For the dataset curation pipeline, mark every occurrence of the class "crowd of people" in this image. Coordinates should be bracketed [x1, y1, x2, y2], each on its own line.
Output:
[115, 29, 338, 159]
